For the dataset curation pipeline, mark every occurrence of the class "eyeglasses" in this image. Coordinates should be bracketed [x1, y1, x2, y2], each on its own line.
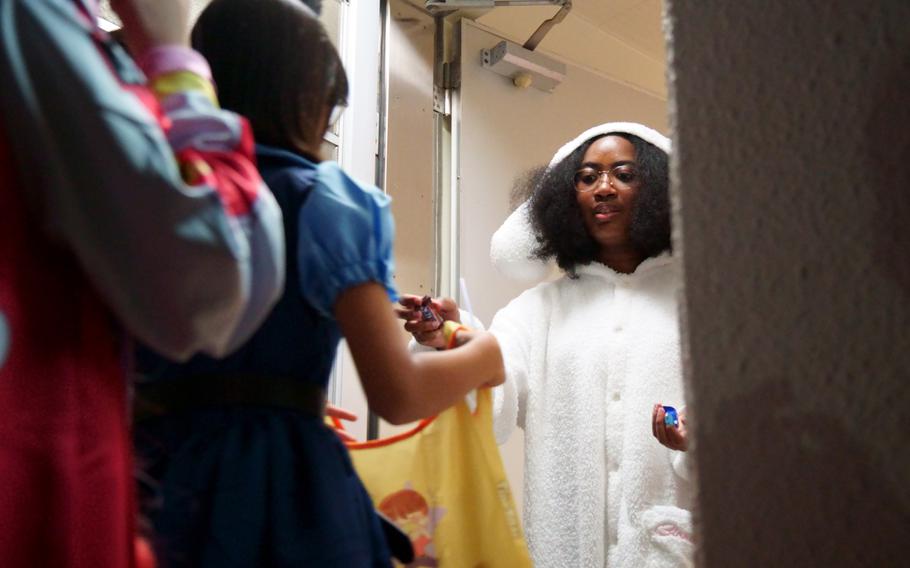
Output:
[573, 164, 640, 192]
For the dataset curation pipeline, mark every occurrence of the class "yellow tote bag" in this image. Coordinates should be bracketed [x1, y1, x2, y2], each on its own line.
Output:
[341, 388, 531, 567]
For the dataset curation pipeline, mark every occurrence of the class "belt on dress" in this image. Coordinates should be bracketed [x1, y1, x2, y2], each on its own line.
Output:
[134, 375, 416, 564]
[133, 374, 327, 422]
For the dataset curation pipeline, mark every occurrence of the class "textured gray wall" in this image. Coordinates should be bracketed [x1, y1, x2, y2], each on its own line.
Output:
[666, 1, 910, 566]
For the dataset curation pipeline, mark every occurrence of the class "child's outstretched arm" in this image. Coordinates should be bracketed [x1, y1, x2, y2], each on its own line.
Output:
[336, 283, 504, 425]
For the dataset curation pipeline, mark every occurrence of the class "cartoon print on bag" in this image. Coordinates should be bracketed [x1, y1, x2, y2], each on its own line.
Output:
[379, 485, 446, 567]
[0, 311, 9, 370]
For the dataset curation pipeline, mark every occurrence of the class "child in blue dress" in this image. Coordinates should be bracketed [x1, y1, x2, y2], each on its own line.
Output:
[133, 1, 504, 566]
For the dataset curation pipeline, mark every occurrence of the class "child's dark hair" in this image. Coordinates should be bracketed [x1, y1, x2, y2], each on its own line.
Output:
[527, 132, 671, 275]
[191, 0, 347, 157]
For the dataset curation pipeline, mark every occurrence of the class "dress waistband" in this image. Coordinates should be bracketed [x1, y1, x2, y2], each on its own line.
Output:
[134, 375, 327, 422]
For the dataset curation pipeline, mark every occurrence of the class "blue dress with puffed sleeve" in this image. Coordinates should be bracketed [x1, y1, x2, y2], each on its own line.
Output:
[133, 145, 397, 568]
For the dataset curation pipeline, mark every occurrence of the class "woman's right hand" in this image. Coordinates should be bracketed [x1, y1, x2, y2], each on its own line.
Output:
[652, 404, 689, 452]
[395, 294, 460, 349]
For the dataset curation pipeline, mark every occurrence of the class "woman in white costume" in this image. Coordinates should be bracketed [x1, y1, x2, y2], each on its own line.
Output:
[398, 123, 693, 567]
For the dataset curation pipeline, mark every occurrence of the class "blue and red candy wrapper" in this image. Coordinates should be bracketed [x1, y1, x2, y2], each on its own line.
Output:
[419, 295, 441, 324]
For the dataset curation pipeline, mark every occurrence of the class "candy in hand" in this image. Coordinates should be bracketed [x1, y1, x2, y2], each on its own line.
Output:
[419, 295, 441, 324]
[662, 405, 679, 428]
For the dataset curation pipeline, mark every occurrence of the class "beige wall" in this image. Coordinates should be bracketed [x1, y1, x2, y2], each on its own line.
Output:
[667, 0, 910, 564]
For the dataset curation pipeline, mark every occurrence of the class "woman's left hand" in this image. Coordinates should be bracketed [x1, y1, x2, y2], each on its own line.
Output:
[652, 404, 688, 451]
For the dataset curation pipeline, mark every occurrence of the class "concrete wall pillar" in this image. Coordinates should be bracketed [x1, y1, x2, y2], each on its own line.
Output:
[666, 1, 910, 565]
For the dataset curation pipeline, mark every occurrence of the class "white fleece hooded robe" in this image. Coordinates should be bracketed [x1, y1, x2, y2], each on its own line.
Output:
[486, 123, 694, 568]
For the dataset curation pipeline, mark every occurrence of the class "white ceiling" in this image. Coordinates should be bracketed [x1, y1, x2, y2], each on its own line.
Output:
[572, 0, 665, 62]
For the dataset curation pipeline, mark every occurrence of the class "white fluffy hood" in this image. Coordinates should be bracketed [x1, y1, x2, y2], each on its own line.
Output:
[490, 122, 670, 283]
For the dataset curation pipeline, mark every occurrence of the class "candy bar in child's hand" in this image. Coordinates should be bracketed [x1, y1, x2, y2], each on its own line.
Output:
[662, 405, 679, 428]
[419, 295, 441, 325]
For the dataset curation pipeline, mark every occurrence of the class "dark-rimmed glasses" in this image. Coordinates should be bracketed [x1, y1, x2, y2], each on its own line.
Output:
[573, 164, 640, 192]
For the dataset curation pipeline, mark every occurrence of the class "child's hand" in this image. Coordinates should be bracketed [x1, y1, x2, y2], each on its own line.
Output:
[327, 403, 358, 443]
[652, 404, 688, 451]
[111, 0, 191, 56]
[395, 294, 460, 349]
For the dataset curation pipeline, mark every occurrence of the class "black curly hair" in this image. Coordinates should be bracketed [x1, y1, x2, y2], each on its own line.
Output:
[527, 132, 670, 275]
